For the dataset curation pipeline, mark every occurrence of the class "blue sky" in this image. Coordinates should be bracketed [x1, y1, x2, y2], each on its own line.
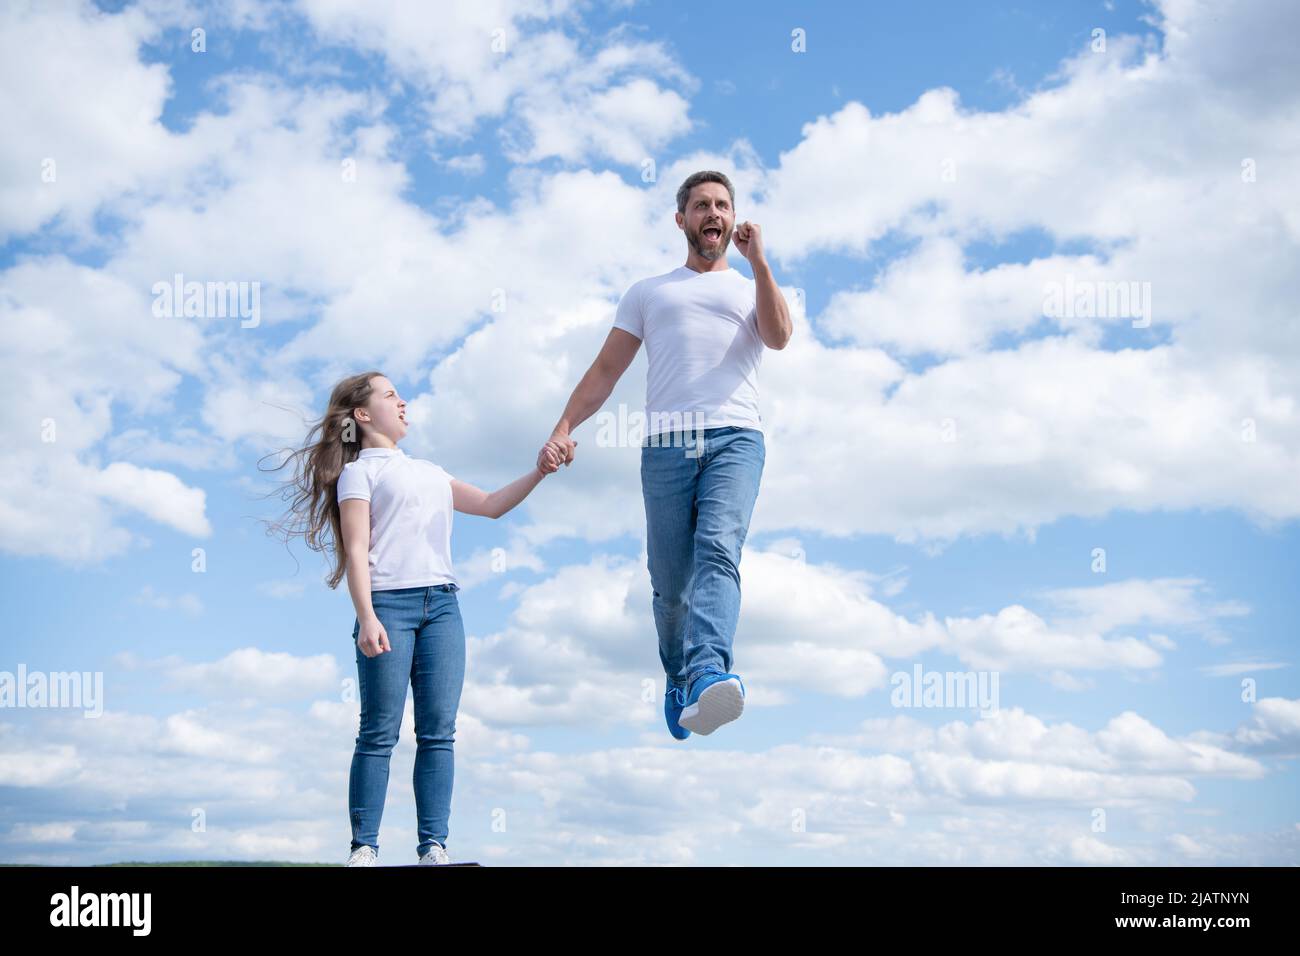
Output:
[2, 0, 1298, 865]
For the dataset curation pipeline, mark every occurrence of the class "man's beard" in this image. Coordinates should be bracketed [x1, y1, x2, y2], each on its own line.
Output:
[691, 223, 729, 260]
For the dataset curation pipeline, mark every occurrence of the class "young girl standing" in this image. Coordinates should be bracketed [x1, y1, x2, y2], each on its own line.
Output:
[275, 370, 564, 866]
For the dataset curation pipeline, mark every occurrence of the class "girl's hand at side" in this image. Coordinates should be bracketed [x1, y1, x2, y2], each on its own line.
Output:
[357, 615, 391, 657]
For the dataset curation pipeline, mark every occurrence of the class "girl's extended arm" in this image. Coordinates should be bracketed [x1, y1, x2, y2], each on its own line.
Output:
[451, 461, 552, 519]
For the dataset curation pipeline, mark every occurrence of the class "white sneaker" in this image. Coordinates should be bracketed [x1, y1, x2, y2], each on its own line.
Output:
[678, 675, 745, 736]
[345, 845, 378, 867]
[418, 843, 451, 865]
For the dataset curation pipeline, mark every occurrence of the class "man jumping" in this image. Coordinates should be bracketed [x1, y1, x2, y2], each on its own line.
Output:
[540, 170, 792, 738]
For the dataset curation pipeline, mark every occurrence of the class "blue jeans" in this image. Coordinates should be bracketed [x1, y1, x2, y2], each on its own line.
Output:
[348, 583, 464, 857]
[641, 425, 765, 691]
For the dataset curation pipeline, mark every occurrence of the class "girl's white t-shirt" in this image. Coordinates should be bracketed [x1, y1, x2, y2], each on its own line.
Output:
[336, 446, 459, 590]
[611, 265, 765, 437]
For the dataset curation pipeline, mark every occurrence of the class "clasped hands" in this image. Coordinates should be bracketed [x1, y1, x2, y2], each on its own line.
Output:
[536, 432, 577, 476]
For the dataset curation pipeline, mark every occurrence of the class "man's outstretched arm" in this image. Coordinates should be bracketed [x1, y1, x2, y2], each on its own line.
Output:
[541, 327, 641, 467]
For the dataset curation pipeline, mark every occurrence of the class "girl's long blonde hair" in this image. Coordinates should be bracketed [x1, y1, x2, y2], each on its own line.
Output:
[263, 370, 383, 589]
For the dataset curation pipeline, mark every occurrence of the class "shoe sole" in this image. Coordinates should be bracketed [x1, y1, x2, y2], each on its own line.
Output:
[678, 679, 744, 735]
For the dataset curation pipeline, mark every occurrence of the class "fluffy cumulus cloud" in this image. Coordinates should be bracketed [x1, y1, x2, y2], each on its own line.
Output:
[3, 0, 1297, 865]
[0, 0, 694, 563]
[0, 0, 181, 240]
[458, 545, 1253, 726]
[1228, 697, 1300, 756]
[734, 0, 1300, 542]
[298, 0, 695, 162]
[392, 0, 1300, 547]
[1, 662, 1293, 864]
[9, 0, 1297, 561]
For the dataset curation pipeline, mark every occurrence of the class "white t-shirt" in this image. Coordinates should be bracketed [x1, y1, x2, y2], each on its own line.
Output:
[336, 447, 458, 590]
[612, 265, 765, 437]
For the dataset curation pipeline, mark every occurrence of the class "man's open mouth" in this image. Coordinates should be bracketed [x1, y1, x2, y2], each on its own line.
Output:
[703, 225, 723, 241]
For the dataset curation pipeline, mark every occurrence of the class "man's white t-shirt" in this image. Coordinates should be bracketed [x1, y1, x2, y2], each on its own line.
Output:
[612, 265, 765, 438]
[336, 446, 459, 590]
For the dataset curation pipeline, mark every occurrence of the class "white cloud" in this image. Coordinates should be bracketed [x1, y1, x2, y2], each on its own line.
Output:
[454, 535, 547, 591]
[819, 236, 1101, 356]
[2, 0, 1296, 869]
[298, 0, 694, 164]
[8, 0, 1300, 565]
[159, 710, 280, 762]
[944, 603, 1163, 673]
[166, 647, 341, 699]
[739, 547, 945, 695]
[96, 462, 212, 537]
[134, 585, 204, 616]
[8, 821, 78, 844]
[0, 743, 81, 788]
[1067, 835, 1134, 865]
[831, 706, 1264, 779]
[0, 0, 180, 240]
[1036, 577, 1250, 640]
[0, 676, 1288, 864]
[1200, 660, 1287, 677]
[505, 69, 692, 165]
[460, 547, 948, 725]
[438, 152, 486, 175]
[457, 549, 1247, 722]
[1230, 697, 1300, 755]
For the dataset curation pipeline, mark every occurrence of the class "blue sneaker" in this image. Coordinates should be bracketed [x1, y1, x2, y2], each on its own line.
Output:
[679, 671, 745, 736]
[664, 684, 691, 740]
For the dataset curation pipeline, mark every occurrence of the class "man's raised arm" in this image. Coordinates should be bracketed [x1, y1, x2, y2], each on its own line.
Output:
[735, 220, 793, 350]
[539, 327, 642, 469]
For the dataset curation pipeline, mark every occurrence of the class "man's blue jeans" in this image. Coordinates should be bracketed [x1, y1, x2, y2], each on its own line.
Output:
[348, 583, 464, 858]
[641, 425, 765, 692]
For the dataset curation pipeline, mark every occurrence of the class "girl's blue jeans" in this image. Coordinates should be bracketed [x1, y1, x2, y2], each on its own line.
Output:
[348, 583, 464, 858]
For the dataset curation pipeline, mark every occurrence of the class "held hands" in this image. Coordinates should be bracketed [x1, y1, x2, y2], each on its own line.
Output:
[733, 220, 765, 265]
[537, 443, 561, 475]
[537, 432, 577, 475]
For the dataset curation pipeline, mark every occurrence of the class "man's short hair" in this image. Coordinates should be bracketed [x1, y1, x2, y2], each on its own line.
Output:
[676, 171, 735, 214]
